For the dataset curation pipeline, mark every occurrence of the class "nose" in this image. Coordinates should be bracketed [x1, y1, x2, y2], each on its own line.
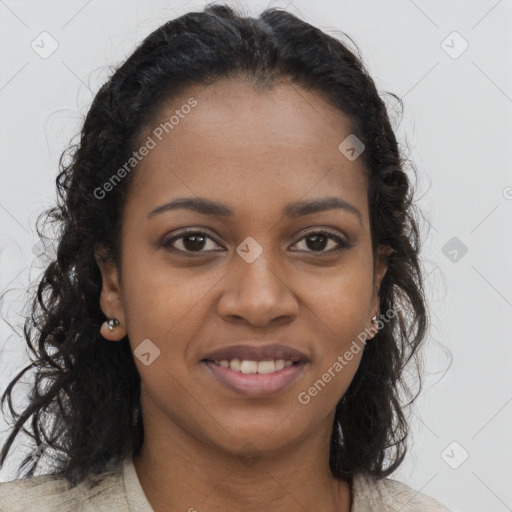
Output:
[216, 252, 299, 328]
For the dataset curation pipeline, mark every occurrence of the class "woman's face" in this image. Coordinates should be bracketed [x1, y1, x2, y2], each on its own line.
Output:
[97, 78, 389, 458]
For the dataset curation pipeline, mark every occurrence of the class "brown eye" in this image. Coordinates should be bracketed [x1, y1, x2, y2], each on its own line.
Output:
[291, 231, 350, 255]
[162, 231, 222, 254]
[161, 228, 351, 256]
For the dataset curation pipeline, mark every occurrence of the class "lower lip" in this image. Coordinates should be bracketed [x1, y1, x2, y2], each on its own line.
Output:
[203, 361, 307, 397]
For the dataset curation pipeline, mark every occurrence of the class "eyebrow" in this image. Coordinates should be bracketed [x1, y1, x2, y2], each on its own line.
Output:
[147, 196, 363, 225]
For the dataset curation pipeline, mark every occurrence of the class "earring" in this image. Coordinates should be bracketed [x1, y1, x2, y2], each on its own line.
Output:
[100, 317, 124, 342]
[106, 318, 120, 331]
[371, 316, 378, 324]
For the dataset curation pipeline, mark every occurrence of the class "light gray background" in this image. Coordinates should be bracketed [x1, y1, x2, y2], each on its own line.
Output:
[1, 1, 511, 511]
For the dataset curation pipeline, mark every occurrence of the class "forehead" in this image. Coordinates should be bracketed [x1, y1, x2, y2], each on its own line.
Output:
[128, 79, 368, 220]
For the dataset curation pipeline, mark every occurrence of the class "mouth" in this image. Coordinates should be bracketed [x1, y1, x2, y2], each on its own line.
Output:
[201, 357, 308, 397]
[204, 358, 300, 374]
[200, 342, 310, 397]
[201, 342, 310, 365]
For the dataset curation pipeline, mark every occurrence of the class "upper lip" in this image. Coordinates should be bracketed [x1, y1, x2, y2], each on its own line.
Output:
[202, 342, 310, 363]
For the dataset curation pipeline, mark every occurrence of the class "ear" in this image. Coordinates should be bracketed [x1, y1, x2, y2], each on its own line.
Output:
[374, 244, 393, 294]
[94, 245, 127, 341]
[369, 244, 394, 337]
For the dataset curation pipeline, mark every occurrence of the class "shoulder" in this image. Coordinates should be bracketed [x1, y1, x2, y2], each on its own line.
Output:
[352, 472, 452, 511]
[0, 468, 128, 512]
[0, 473, 76, 512]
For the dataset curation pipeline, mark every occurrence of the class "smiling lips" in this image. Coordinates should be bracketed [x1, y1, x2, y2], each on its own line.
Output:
[201, 342, 310, 396]
[202, 342, 310, 363]
[213, 358, 294, 374]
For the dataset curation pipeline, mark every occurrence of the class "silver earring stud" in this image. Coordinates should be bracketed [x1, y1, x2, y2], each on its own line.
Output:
[371, 316, 378, 324]
[106, 318, 120, 331]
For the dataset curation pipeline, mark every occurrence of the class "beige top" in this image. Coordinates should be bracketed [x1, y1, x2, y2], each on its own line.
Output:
[0, 457, 451, 511]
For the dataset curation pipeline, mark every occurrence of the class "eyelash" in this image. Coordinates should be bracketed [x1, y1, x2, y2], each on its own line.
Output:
[161, 228, 351, 256]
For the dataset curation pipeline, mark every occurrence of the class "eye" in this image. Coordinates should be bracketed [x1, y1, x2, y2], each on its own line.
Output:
[290, 229, 351, 255]
[161, 228, 351, 256]
[161, 230, 223, 254]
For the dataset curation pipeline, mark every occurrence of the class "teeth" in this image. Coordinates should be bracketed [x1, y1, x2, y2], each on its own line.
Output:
[214, 359, 295, 374]
[240, 360, 258, 374]
[275, 359, 285, 371]
[254, 360, 275, 374]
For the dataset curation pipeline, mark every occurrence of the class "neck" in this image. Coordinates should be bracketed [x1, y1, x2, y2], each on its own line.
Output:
[132, 405, 351, 512]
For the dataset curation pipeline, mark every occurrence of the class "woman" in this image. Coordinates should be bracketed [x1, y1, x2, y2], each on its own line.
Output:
[0, 3, 451, 511]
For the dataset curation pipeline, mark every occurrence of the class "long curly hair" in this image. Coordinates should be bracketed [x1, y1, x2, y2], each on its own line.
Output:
[0, 2, 429, 487]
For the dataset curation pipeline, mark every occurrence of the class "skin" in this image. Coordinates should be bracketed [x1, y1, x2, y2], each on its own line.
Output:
[96, 77, 390, 512]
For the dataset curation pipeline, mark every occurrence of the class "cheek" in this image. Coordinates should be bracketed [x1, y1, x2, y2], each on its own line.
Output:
[301, 267, 374, 345]
[120, 261, 224, 397]
[296, 350, 363, 426]
[120, 242, 219, 339]
[292, 272, 373, 409]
